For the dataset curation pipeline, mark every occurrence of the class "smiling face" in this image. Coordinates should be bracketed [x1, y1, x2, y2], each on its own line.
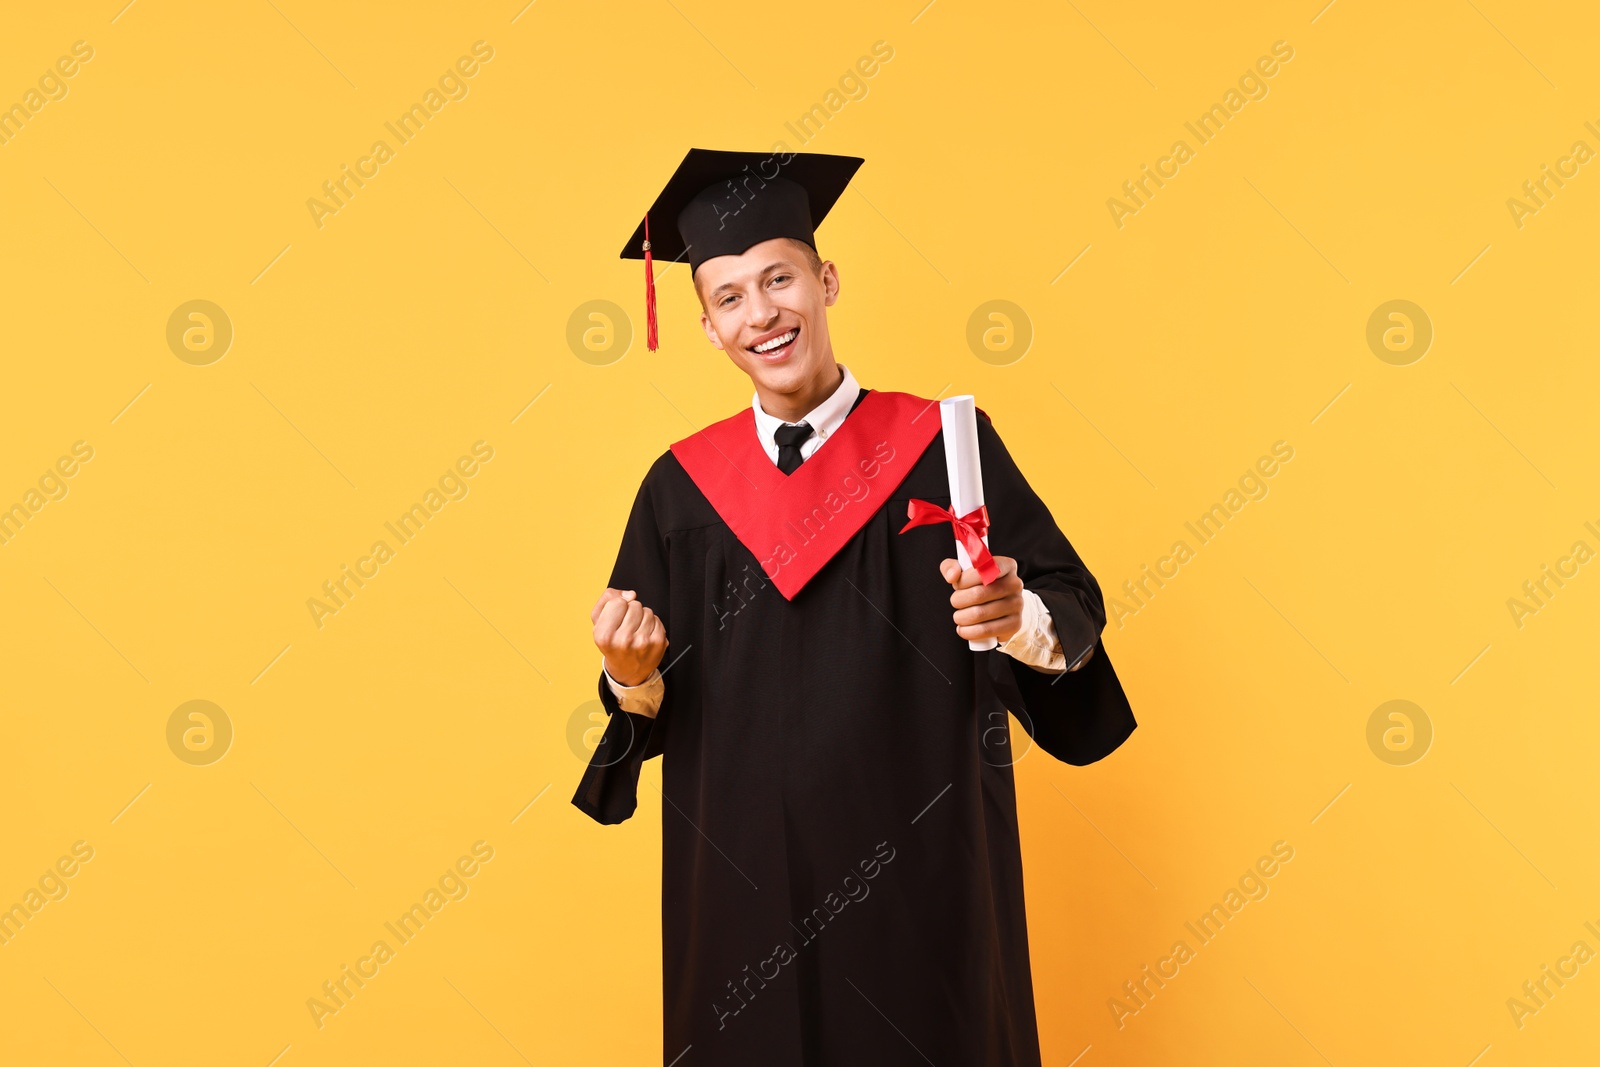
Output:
[696, 237, 841, 422]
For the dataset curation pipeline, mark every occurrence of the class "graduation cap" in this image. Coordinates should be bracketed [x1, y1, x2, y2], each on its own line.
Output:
[621, 148, 865, 350]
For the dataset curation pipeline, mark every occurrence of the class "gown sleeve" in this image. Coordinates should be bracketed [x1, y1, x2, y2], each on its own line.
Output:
[571, 455, 680, 824]
[974, 414, 1138, 766]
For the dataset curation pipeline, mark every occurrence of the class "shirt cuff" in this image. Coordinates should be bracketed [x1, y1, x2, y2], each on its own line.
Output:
[602, 663, 665, 717]
[997, 588, 1067, 673]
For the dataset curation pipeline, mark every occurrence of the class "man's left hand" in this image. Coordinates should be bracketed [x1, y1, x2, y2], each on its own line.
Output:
[941, 555, 1024, 644]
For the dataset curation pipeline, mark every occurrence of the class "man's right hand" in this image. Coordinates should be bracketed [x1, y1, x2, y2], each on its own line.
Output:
[591, 587, 669, 687]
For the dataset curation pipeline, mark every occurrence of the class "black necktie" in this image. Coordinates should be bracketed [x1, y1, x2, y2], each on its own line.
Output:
[774, 422, 814, 475]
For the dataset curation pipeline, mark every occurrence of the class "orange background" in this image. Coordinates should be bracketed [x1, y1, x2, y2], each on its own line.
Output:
[1, 1, 1596, 1064]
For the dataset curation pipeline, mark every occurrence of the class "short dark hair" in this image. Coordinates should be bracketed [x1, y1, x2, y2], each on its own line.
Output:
[792, 238, 824, 276]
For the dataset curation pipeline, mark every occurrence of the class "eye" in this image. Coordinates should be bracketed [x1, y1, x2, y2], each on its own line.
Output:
[719, 294, 738, 307]
[770, 273, 791, 286]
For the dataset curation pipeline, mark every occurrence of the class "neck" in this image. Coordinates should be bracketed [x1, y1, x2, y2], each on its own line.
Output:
[757, 360, 843, 423]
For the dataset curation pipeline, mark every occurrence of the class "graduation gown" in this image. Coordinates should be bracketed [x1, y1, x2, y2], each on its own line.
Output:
[572, 388, 1136, 1066]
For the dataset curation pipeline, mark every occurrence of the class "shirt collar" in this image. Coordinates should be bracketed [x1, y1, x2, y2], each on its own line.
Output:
[751, 363, 861, 458]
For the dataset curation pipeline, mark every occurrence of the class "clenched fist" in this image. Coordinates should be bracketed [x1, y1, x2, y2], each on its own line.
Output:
[591, 587, 668, 687]
[941, 555, 1024, 644]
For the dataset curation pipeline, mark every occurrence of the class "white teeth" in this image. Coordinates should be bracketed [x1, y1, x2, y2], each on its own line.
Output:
[753, 329, 796, 353]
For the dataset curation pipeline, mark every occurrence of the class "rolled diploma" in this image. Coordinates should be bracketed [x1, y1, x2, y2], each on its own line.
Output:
[940, 395, 998, 651]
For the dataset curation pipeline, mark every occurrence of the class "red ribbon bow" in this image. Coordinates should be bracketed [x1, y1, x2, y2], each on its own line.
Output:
[899, 499, 1001, 584]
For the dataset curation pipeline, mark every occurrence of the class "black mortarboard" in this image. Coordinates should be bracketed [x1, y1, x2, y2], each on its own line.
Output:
[621, 148, 865, 350]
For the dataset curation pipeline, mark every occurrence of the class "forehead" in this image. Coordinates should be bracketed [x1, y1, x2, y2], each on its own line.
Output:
[693, 237, 808, 290]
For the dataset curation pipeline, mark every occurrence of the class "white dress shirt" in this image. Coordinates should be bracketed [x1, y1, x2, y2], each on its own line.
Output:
[751, 363, 869, 467]
[604, 365, 1090, 714]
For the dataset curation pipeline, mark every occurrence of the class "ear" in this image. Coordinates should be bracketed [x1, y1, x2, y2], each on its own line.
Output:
[699, 310, 724, 350]
[820, 260, 840, 307]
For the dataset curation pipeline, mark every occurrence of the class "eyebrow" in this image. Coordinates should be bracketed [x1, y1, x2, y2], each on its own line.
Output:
[708, 261, 794, 299]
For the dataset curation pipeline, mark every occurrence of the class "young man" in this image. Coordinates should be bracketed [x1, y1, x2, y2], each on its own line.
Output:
[572, 148, 1136, 1066]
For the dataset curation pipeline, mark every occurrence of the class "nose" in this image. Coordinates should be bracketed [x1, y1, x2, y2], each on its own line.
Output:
[745, 287, 778, 329]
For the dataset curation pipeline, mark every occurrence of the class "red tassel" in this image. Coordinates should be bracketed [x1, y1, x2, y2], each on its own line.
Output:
[643, 214, 659, 352]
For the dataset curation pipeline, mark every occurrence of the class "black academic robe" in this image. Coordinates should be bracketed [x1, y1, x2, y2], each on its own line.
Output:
[573, 389, 1136, 1066]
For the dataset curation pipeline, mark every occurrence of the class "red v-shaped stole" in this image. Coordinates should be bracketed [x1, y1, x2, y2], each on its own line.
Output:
[670, 389, 942, 600]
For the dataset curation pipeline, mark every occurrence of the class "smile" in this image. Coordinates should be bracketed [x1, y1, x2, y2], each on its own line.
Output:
[750, 327, 798, 357]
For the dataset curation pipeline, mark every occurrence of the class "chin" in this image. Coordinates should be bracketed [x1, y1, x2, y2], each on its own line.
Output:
[750, 357, 816, 392]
